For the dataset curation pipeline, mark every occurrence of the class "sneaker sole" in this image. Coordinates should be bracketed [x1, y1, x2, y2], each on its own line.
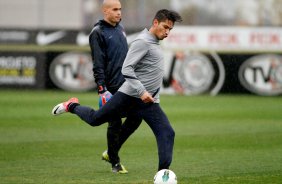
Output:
[112, 169, 128, 174]
[118, 171, 128, 174]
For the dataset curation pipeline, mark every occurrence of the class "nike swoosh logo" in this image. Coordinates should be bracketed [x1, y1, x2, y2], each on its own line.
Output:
[36, 31, 66, 45]
[76, 32, 89, 46]
[52, 106, 60, 115]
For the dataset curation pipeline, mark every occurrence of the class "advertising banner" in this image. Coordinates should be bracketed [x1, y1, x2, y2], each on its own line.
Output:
[0, 52, 45, 88]
[1, 27, 282, 95]
[160, 26, 282, 96]
[162, 26, 282, 52]
[0, 29, 89, 46]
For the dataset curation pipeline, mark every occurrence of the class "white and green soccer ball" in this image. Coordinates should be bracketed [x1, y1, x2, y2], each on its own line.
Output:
[154, 169, 177, 184]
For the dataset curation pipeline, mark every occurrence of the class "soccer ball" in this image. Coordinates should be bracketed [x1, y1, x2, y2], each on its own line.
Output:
[154, 169, 177, 184]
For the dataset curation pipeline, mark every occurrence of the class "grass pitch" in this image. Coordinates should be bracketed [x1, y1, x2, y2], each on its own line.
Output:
[0, 90, 281, 184]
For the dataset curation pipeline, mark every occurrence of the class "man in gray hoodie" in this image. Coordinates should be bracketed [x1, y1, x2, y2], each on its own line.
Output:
[52, 9, 182, 171]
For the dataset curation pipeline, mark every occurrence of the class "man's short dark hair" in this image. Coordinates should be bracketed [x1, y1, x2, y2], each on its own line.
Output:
[153, 9, 182, 23]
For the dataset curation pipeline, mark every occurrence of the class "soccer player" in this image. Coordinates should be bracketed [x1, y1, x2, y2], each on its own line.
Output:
[52, 9, 182, 171]
[87, 0, 142, 173]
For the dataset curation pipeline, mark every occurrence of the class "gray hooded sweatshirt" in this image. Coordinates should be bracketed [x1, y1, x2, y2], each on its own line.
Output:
[118, 29, 164, 103]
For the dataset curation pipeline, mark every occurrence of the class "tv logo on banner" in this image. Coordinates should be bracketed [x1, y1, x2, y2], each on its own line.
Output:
[49, 52, 96, 91]
[239, 54, 282, 96]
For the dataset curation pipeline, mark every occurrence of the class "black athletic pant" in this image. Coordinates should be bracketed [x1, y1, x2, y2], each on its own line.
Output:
[69, 92, 175, 170]
[101, 87, 142, 166]
[106, 113, 141, 165]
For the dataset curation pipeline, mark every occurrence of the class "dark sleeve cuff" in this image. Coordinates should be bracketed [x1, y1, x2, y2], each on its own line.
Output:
[97, 85, 107, 94]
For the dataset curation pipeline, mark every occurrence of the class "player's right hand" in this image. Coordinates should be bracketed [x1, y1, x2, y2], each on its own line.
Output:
[141, 91, 154, 103]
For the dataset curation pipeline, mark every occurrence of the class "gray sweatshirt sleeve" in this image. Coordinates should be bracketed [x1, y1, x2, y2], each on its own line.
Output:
[122, 39, 148, 97]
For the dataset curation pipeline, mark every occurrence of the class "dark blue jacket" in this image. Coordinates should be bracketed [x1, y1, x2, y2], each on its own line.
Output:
[89, 20, 128, 92]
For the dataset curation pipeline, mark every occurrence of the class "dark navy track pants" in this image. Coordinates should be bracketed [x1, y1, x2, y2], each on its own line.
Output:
[70, 91, 175, 170]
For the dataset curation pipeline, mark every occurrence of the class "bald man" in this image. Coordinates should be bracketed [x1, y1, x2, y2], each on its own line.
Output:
[88, 0, 142, 173]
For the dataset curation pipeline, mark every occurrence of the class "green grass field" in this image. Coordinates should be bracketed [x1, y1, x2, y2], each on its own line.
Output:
[0, 90, 282, 184]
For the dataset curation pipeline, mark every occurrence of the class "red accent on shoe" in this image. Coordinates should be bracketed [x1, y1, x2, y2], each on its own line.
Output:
[63, 97, 79, 112]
